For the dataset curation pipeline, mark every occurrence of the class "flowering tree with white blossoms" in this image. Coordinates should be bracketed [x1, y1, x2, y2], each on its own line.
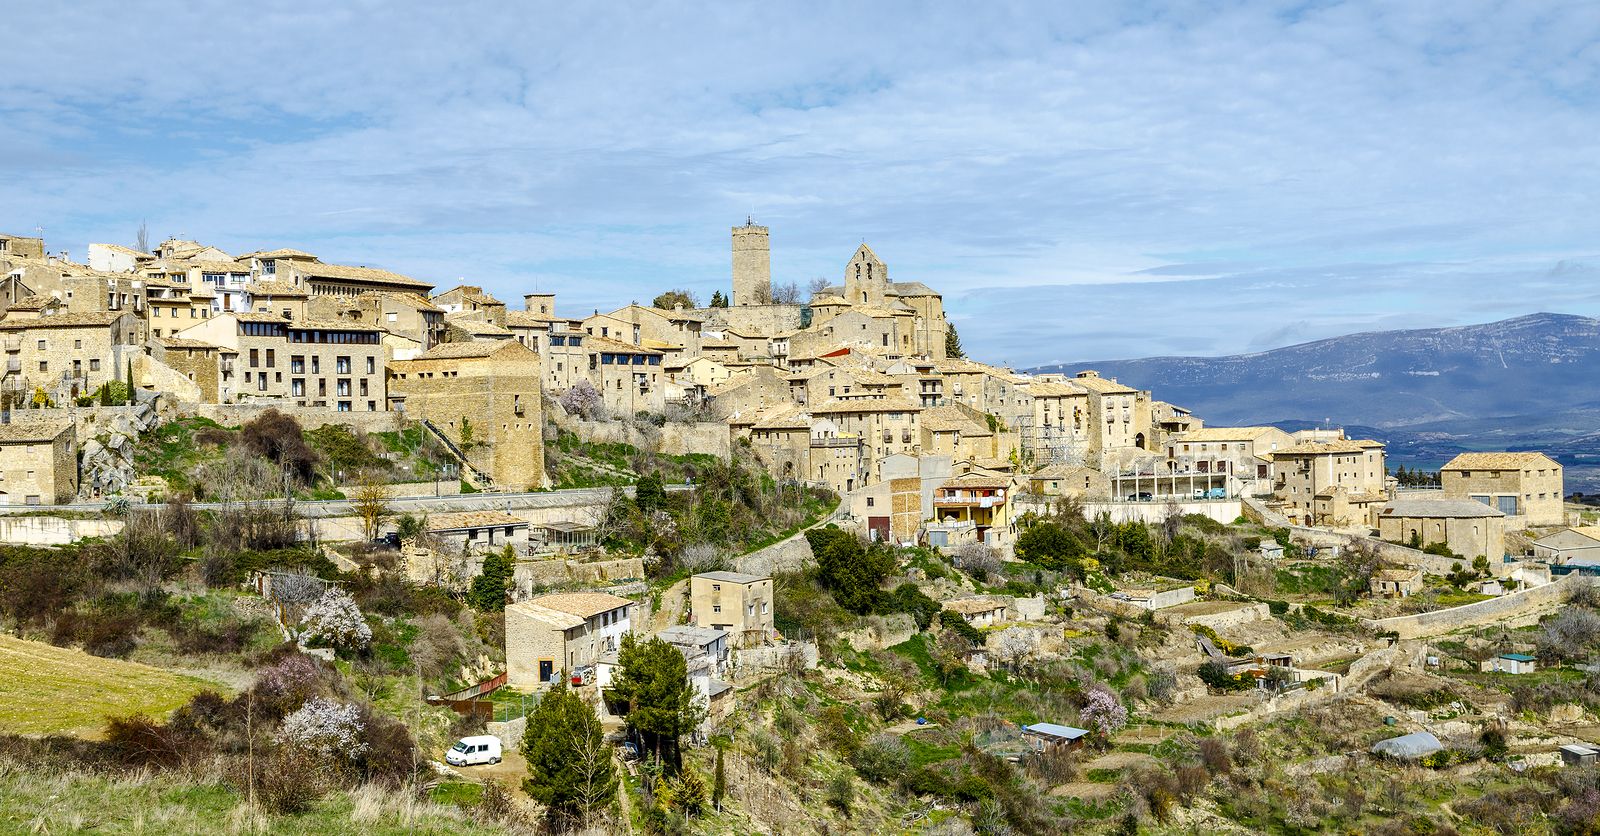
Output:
[1079, 683, 1127, 742]
[300, 587, 372, 652]
[276, 697, 367, 761]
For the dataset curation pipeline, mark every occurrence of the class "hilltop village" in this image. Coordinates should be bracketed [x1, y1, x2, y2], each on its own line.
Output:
[2, 224, 1599, 835]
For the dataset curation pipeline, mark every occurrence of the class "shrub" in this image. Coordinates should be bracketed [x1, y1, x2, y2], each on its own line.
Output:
[826, 772, 855, 815]
[939, 610, 984, 644]
[851, 735, 910, 783]
[1198, 661, 1252, 692]
[300, 587, 372, 652]
[276, 697, 367, 763]
[239, 409, 318, 485]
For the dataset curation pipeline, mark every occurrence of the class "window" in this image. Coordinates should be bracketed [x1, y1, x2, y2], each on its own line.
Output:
[90, 359, 100, 371]
[365, 356, 375, 374]
[73, 339, 81, 350]
[712, 605, 721, 613]
[37, 360, 46, 373]
[36, 339, 45, 350]
[866, 497, 875, 507]
[291, 379, 304, 397]
[265, 349, 275, 368]
[337, 401, 351, 412]
[248, 349, 259, 368]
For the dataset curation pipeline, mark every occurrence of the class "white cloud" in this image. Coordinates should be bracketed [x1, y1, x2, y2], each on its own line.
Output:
[5, 1, 1600, 363]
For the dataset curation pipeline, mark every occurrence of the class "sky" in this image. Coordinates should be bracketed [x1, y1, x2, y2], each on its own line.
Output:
[6, 0, 1600, 367]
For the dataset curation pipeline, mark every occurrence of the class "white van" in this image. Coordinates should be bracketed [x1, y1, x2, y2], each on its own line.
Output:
[446, 735, 502, 766]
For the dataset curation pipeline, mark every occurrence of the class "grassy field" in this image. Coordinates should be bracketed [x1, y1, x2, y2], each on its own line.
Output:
[0, 634, 222, 737]
[0, 763, 509, 835]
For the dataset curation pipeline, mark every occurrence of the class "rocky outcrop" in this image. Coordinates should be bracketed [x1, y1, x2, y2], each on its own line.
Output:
[80, 402, 161, 498]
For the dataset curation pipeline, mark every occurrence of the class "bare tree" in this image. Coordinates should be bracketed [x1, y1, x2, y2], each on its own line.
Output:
[770, 281, 802, 305]
[568, 712, 618, 822]
[807, 277, 831, 297]
[351, 470, 393, 542]
[136, 220, 149, 253]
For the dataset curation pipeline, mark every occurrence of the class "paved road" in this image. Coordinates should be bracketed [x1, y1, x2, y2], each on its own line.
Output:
[0, 484, 693, 519]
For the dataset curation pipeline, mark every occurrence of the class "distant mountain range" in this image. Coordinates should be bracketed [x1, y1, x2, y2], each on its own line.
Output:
[1027, 312, 1600, 492]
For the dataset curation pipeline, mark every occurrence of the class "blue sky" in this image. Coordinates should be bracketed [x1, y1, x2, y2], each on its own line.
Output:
[6, 1, 1600, 366]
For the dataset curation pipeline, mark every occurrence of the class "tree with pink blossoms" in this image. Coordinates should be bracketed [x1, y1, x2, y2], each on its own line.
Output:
[1079, 684, 1127, 744]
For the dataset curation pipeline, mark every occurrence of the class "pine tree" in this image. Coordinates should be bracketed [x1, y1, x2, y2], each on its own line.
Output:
[945, 324, 964, 358]
[709, 290, 728, 308]
[467, 545, 515, 611]
[521, 682, 616, 824]
[612, 634, 703, 771]
[124, 360, 135, 404]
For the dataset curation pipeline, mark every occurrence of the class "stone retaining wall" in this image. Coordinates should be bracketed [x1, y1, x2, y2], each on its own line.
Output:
[516, 557, 647, 590]
[734, 533, 814, 576]
[0, 515, 123, 545]
[182, 403, 402, 433]
[569, 419, 731, 462]
[1362, 575, 1586, 639]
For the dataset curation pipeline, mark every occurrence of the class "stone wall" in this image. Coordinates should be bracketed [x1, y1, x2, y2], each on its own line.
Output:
[1010, 596, 1047, 621]
[1362, 575, 1587, 639]
[839, 613, 919, 652]
[0, 515, 123, 545]
[731, 641, 818, 681]
[181, 403, 401, 433]
[734, 532, 814, 576]
[1060, 499, 1242, 525]
[515, 557, 647, 591]
[569, 419, 731, 462]
[1178, 602, 1272, 631]
[487, 716, 526, 753]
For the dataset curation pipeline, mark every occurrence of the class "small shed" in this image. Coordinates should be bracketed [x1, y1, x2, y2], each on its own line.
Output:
[943, 597, 1010, 628]
[1021, 722, 1090, 753]
[1369, 568, 1424, 599]
[1481, 653, 1538, 675]
[1371, 731, 1443, 760]
[1259, 541, 1286, 560]
[1560, 743, 1600, 767]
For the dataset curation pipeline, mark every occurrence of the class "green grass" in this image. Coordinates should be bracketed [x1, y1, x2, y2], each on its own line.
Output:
[0, 634, 223, 737]
[901, 735, 962, 768]
[130, 416, 232, 493]
[1084, 768, 1122, 783]
[0, 764, 509, 834]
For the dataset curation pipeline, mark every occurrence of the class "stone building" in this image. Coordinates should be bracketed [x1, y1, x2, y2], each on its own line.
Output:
[431, 285, 506, 326]
[689, 571, 773, 647]
[809, 395, 921, 486]
[1027, 462, 1111, 500]
[582, 336, 666, 417]
[1270, 436, 1388, 528]
[1440, 452, 1564, 529]
[504, 591, 633, 689]
[731, 219, 771, 306]
[388, 339, 545, 490]
[1378, 498, 1507, 561]
[174, 313, 387, 411]
[0, 234, 46, 260]
[0, 310, 144, 404]
[1165, 426, 1295, 494]
[154, 337, 235, 403]
[426, 511, 531, 557]
[0, 417, 77, 505]
[930, 474, 1014, 548]
[851, 475, 923, 544]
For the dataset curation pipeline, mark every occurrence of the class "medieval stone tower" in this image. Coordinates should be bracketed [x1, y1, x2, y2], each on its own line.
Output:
[731, 217, 770, 306]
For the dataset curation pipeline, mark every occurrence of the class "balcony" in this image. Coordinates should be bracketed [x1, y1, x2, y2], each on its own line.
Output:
[5, 358, 18, 374]
[811, 436, 859, 448]
[934, 492, 1004, 509]
[3, 337, 19, 352]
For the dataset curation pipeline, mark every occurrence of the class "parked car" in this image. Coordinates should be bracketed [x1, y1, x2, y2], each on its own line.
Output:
[446, 735, 502, 766]
[1126, 492, 1153, 502]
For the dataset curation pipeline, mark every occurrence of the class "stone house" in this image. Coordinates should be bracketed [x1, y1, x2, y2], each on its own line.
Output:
[919, 403, 999, 463]
[0, 234, 46, 260]
[175, 313, 388, 411]
[308, 292, 446, 353]
[271, 257, 436, 299]
[690, 571, 773, 647]
[505, 308, 566, 355]
[0, 417, 77, 504]
[1369, 568, 1425, 599]
[242, 281, 308, 320]
[1027, 462, 1110, 500]
[0, 310, 143, 404]
[431, 285, 506, 326]
[504, 592, 633, 689]
[388, 339, 545, 490]
[583, 336, 666, 416]
[808, 394, 921, 485]
[1440, 452, 1565, 529]
[154, 337, 235, 403]
[1377, 499, 1506, 561]
[1269, 436, 1388, 528]
[1065, 371, 1149, 464]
